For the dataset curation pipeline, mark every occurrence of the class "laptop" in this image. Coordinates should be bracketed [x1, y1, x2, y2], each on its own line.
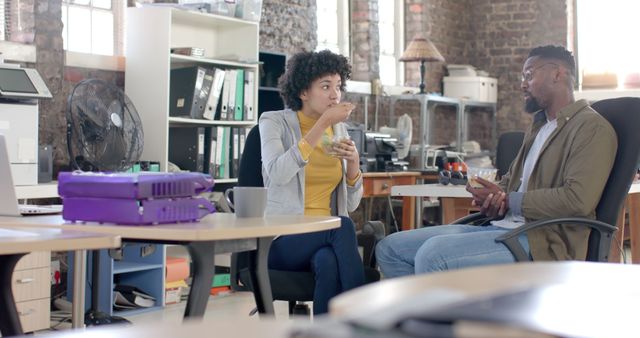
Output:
[0, 134, 62, 216]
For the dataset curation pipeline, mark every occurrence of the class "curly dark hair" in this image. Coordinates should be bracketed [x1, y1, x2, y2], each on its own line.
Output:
[278, 50, 352, 111]
[528, 45, 576, 76]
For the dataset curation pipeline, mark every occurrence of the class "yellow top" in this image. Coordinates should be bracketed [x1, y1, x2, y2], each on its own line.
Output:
[296, 111, 342, 216]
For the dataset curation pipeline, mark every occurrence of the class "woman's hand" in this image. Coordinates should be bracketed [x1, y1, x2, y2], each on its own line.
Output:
[319, 102, 355, 126]
[333, 138, 361, 181]
[333, 138, 359, 164]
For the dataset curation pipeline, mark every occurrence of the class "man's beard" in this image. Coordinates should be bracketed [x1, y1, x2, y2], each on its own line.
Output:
[524, 95, 543, 113]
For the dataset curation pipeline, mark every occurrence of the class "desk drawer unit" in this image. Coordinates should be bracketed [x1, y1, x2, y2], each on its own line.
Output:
[369, 178, 394, 196]
[12, 267, 50, 302]
[15, 251, 50, 270]
[12, 251, 51, 332]
[16, 298, 50, 333]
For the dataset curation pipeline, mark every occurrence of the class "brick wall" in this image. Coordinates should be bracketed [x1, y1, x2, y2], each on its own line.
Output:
[260, 0, 317, 55]
[466, 0, 568, 134]
[26, 0, 567, 177]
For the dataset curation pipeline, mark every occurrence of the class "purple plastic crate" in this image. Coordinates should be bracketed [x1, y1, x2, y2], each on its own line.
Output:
[58, 171, 214, 200]
[62, 196, 215, 225]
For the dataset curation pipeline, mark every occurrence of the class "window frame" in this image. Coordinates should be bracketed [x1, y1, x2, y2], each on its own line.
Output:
[378, 0, 404, 86]
[61, 0, 125, 57]
[316, 0, 350, 57]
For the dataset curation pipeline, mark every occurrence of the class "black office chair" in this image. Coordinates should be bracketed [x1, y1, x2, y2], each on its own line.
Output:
[455, 97, 640, 262]
[231, 124, 380, 316]
[495, 131, 525, 180]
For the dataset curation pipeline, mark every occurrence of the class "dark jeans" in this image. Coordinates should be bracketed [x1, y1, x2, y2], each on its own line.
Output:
[268, 216, 365, 314]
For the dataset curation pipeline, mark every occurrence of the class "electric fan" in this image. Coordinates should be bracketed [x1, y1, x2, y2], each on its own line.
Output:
[66, 78, 143, 172]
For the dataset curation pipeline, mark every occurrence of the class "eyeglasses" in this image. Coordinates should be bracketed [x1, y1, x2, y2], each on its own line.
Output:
[438, 170, 467, 186]
[521, 63, 559, 82]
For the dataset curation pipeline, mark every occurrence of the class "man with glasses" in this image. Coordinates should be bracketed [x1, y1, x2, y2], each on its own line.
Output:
[376, 45, 617, 278]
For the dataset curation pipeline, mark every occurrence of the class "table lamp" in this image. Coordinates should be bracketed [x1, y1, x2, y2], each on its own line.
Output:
[400, 34, 445, 94]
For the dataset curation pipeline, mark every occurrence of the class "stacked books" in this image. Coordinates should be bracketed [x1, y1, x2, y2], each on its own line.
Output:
[171, 47, 205, 57]
[165, 256, 190, 305]
[113, 285, 155, 310]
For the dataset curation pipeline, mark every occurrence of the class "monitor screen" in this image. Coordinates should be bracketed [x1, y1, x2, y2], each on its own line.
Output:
[0, 68, 38, 94]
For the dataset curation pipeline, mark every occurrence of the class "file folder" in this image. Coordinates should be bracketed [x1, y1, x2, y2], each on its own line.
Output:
[234, 69, 245, 121]
[243, 70, 255, 121]
[203, 68, 226, 120]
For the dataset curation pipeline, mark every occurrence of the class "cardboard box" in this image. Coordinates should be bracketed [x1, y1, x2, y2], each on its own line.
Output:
[165, 286, 183, 305]
[443, 76, 498, 103]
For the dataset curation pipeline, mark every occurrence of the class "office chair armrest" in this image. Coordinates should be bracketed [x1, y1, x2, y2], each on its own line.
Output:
[495, 217, 618, 262]
[451, 212, 494, 226]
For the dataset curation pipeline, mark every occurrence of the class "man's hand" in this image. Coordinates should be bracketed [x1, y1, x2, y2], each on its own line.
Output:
[466, 177, 509, 218]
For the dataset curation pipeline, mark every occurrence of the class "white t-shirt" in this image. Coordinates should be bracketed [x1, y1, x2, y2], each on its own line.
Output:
[492, 117, 558, 229]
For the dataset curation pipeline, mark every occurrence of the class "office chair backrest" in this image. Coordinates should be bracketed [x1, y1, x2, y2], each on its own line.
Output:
[495, 131, 525, 179]
[238, 124, 264, 187]
[589, 97, 640, 260]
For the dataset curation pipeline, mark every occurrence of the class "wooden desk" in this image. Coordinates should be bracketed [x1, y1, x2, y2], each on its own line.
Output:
[0, 214, 340, 321]
[394, 183, 640, 262]
[362, 172, 420, 230]
[0, 226, 120, 337]
[612, 183, 640, 263]
[392, 184, 474, 226]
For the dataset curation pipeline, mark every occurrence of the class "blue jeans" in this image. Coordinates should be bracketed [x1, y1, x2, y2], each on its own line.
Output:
[268, 216, 365, 314]
[375, 224, 530, 278]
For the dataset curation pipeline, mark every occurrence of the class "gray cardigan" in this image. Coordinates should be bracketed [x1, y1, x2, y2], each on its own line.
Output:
[259, 109, 363, 216]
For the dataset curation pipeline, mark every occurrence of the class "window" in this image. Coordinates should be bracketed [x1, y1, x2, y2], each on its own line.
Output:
[316, 0, 350, 57]
[0, 2, 5, 41]
[378, 0, 404, 85]
[61, 0, 125, 56]
[576, 0, 640, 89]
[1, 0, 35, 44]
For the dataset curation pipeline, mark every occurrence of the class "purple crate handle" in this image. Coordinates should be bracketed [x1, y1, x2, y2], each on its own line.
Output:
[196, 197, 216, 218]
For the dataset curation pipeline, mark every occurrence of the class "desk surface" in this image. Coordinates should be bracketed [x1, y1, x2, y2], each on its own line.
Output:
[0, 226, 120, 254]
[362, 171, 421, 178]
[393, 182, 640, 197]
[0, 213, 340, 241]
[392, 183, 470, 198]
[330, 261, 640, 317]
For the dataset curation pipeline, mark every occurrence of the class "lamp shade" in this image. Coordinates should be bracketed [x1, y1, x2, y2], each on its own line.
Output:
[399, 35, 445, 62]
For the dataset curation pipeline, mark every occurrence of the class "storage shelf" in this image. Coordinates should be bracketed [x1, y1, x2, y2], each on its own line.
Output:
[259, 86, 279, 92]
[171, 7, 258, 28]
[168, 117, 256, 126]
[170, 54, 259, 69]
[113, 261, 164, 274]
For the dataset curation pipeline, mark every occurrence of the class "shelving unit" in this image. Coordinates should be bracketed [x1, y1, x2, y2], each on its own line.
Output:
[389, 95, 497, 169]
[66, 6, 261, 317]
[125, 6, 260, 183]
[389, 94, 461, 169]
[67, 244, 165, 316]
[258, 51, 286, 117]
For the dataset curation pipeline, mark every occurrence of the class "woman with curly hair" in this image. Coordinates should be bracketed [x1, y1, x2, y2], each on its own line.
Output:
[259, 50, 365, 314]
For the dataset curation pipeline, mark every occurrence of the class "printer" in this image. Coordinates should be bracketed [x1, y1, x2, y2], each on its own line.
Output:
[0, 64, 52, 185]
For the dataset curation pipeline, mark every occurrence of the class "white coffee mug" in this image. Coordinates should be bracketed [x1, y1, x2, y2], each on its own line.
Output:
[224, 187, 267, 218]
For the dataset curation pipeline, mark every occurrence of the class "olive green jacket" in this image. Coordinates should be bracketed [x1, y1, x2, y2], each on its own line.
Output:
[498, 99, 617, 260]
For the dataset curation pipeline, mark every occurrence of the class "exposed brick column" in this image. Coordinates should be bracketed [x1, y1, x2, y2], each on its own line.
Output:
[33, 0, 67, 168]
[259, 0, 317, 55]
[350, 0, 379, 81]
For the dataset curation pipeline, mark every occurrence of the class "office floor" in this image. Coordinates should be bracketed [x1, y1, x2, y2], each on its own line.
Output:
[42, 291, 300, 335]
[127, 291, 296, 325]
